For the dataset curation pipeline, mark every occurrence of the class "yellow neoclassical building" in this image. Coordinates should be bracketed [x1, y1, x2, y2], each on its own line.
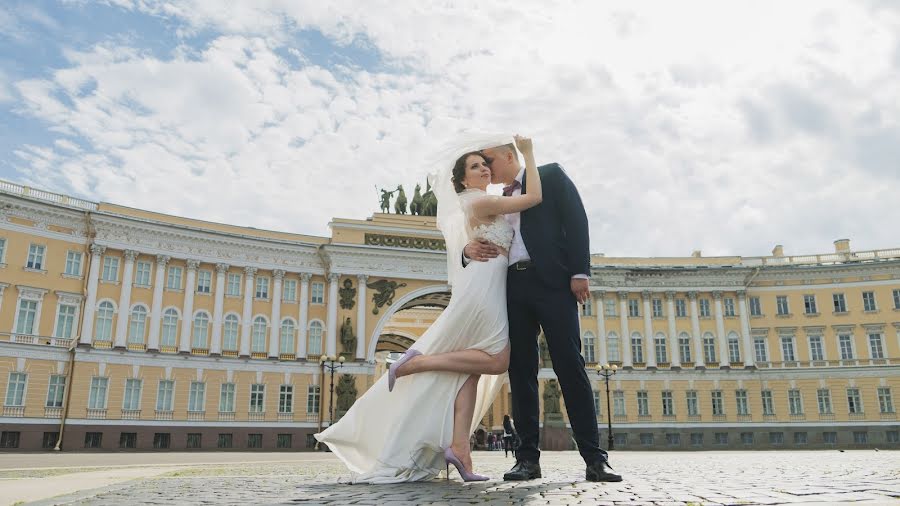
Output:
[0, 180, 897, 452]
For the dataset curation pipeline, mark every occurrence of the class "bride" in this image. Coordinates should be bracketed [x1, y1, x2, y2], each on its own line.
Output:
[315, 134, 542, 483]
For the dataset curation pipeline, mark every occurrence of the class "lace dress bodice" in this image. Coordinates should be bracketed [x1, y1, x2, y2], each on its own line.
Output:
[471, 216, 514, 251]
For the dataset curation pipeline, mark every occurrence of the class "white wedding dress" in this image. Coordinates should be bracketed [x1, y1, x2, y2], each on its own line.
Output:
[315, 189, 513, 483]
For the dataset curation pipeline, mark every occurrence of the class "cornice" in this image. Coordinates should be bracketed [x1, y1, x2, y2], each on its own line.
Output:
[0, 194, 89, 236]
[322, 244, 448, 281]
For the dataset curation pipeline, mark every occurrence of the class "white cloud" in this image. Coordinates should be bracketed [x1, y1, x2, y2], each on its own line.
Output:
[8, 0, 900, 257]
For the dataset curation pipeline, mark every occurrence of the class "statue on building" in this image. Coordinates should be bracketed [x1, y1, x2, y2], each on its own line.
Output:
[539, 334, 551, 367]
[543, 379, 561, 414]
[340, 317, 356, 355]
[335, 374, 358, 417]
[378, 187, 395, 214]
[422, 180, 437, 216]
[394, 185, 408, 215]
[410, 184, 424, 216]
[339, 278, 356, 310]
[367, 279, 408, 314]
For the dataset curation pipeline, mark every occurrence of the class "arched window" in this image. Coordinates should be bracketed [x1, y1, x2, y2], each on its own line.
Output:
[223, 315, 239, 352]
[95, 301, 114, 342]
[192, 312, 210, 349]
[703, 332, 717, 364]
[654, 332, 668, 363]
[127, 306, 147, 344]
[582, 331, 596, 363]
[678, 332, 692, 363]
[607, 332, 620, 362]
[727, 331, 741, 363]
[251, 316, 267, 353]
[161, 308, 179, 347]
[308, 321, 323, 356]
[631, 332, 644, 363]
[280, 319, 296, 355]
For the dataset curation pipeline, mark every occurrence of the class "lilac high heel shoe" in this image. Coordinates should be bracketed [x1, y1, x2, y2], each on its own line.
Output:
[388, 349, 422, 392]
[444, 447, 489, 482]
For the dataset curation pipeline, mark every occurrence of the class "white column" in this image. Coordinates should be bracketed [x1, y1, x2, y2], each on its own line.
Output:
[297, 273, 310, 359]
[269, 269, 284, 359]
[688, 291, 704, 368]
[618, 292, 632, 368]
[738, 290, 755, 368]
[210, 263, 228, 355]
[325, 273, 340, 357]
[713, 291, 729, 368]
[146, 255, 170, 351]
[79, 244, 106, 345]
[113, 250, 139, 349]
[595, 291, 608, 365]
[642, 290, 657, 368]
[179, 259, 200, 353]
[355, 275, 368, 360]
[239, 267, 257, 357]
[666, 291, 681, 368]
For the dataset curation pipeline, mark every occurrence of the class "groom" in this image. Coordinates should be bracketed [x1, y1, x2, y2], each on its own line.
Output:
[463, 143, 621, 482]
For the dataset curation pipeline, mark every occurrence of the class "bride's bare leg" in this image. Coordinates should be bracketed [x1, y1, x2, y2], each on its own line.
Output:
[450, 374, 480, 472]
[397, 345, 510, 378]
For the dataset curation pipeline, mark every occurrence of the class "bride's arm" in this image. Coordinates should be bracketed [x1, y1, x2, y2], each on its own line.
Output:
[470, 135, 542, 217]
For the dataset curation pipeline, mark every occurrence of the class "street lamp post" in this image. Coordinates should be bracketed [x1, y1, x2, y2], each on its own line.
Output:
[595, 363, 618, 450]
[320, 355, 345, 429]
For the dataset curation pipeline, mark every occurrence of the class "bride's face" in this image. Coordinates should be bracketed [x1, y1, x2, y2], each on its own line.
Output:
[462, 154, 491, 190]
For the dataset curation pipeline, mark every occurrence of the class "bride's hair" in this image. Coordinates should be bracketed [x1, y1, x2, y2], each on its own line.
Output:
[451, 151, 486, 193]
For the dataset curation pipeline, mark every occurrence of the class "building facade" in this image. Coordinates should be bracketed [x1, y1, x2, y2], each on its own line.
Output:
[0, 180, 897, 451]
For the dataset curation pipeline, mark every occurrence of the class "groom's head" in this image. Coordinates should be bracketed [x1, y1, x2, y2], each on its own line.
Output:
[482, 143, 519, 185]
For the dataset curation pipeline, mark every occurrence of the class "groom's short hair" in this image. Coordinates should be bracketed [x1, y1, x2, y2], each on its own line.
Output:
[494, 143, 518, 161]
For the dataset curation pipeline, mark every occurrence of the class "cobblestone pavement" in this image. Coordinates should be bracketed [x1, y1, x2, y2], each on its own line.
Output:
[28, 451, 900, 505]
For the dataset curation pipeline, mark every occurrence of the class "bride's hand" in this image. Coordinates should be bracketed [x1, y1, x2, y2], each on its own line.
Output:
[514, 135, 533, 155]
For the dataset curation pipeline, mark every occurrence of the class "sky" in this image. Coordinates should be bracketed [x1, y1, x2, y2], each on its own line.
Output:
[2, 0, 899, 258]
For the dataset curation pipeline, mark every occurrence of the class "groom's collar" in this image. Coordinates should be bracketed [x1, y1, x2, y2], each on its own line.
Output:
[514, 166, 525, 184]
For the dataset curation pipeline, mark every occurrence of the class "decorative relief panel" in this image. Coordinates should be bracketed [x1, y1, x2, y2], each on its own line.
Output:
[364, 233, 445, 251]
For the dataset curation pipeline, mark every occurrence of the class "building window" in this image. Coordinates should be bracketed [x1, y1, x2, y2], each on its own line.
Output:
[197, 270, 212, 294]
[223, 315, 239, 352]
[277, 434, 292, 449]
[94, 301, 114, 342]
[88, 377, 108, 409]
[582, 332, 595, 363]
[65, 251, 83, 276]
[703, 336, 716, 364]
[838, 334, 854, 360]
[714, 432, 728, 445]
[711, 390, 724, 416]
[690, 433, 703, 446]
[280, 320, 296, 355]
[220, 383, 236, 413]
[868, 333, 884, 359]
[817, 389, 832, 414]
[42, 432, 59, 449]
[607, 334, 620, 362]
[788, 389, 803, 415]
[754, 337, 768, 362]
[886, 430, 899, 443]
[808, 335, 824, 361]
[187, 433, 202, 449]
[101, 256, 119, 282]
[612, 391, 626, 416]
[250, 384, 265, 413]
[847, 388, 863, 414]
[862, 291, 877, 312]
[613, 433, 627, 447]
[46, 375, 66, 408]
[156, 380, 174, 411]
[761, 390, 774, 415]
[27, 244, 46, 270]
[226, 273, 241, 296]
[604, 299, 616, 317]
[0, 238, 6, 263]
[727, 335, 741, 363]
[128, 306, 148, 344]
[833, 293, 847, 313]
[255, 277, 269, 299]
[166, 266, 183, 289]
[251, 317, 267, 353]
[699, 299, 711, 317]
[823, 431, 837, 445]
[627, 299, 640, 317]
[793, 432, 808, 445]
[311, 282, 325, 304]
[5, 372, 27, 407]
[675, 299, 687, 317]
[723, 298, 736, 317]
[218, 434, 233, 449]
[283, 279, 297, 302]
[639, 433, 654, 445]
[740, 432, 754, 445]
[768, 432, 784, 445]
[123, 379, 142, 411]
[582, 297, 593, 316]
[686, 390, 699, 416]
[592, 390, 601, 417]
[853, 431, 868, 444]
[877, 387, 894, 414]
[248, 433, 263, 449]
[307, 385, 320, 414]
[651, 298, 663, 317]
[803, 294, 817, 314]
[192, 312, 210, 349]
[119, 432, 136, 449]
[636, 391, 649, 416]
[631, 334, 644, 363]
[153, 433, 171, 449]
[666, 433, 681, 446]
[735, 390, 749, 416]
[749, 296, 762, 316]
[84, 432, 102, 449]
[678, 334, 691, 363]
[893, 289, 900, 310]
[661, 391, 674, 416]
[308, 322, 323, 356]
[15, 299, 38, 335]
[781, 336, 796, 362]
[279, 385, 293, 414]
[161, 308, 179, 347]
[54, 304, 78, 339]
[654, 335, 667, 363]
[135, 261, 151, 286]
[188, 382, 205, 412]
[776, 296, 789, 315]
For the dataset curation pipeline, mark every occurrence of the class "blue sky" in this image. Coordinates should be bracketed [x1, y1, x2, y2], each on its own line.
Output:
[2, 1, 900, 257]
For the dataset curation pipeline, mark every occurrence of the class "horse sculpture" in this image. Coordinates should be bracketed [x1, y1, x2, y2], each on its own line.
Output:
[410, 184, 423, 216]
[394, 185, 408, 215]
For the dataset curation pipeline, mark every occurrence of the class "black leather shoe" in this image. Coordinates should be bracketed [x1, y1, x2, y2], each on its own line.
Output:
[503, 460, 542, 481]
[586, 460, 622, 482]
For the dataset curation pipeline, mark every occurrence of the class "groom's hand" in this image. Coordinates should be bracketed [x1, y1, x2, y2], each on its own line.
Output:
[464, 239, 500, 262]
[571, 278, 590, 304]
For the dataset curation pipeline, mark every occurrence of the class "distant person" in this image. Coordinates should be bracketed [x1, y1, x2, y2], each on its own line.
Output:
[503, 414, 518, 458]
